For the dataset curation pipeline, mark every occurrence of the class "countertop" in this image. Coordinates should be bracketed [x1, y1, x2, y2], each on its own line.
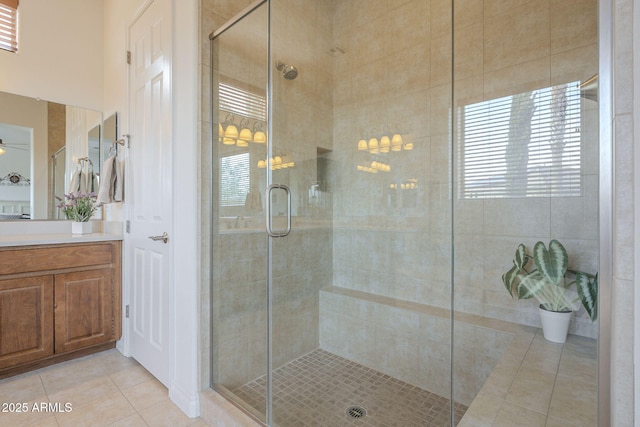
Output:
[0, 232, 123, 247]
[0, 220, 123, 247]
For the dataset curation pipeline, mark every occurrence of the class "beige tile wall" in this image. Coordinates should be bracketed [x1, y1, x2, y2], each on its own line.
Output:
[330, 0, 452, 316]
[330, 0, 599, 340]
[211, 228, 332, 388]
[452, 0, 599, 338]
[609, 0, 635, 424]
[319, 287, 513, 406]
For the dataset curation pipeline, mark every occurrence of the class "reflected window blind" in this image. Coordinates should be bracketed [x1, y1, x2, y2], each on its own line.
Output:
[220, 152, 250, 207]
[0, 0, 18, 53]
[219, 83, 266, 121]
[459, 82, 582, 199]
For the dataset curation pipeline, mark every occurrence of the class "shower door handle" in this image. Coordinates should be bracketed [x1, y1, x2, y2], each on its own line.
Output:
[266, 184, 291, 237]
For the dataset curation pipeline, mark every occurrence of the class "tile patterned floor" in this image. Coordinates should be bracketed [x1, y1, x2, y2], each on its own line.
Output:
[232, 349, 467, 426]
[0, 349, 205, 427]
[459, 332, 598, 426]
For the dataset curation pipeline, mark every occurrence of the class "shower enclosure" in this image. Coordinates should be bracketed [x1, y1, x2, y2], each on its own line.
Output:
[207, 1, 599, 425]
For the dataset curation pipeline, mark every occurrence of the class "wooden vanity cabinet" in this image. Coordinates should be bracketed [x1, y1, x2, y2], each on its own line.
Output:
[0, 275, 54, 368]
[0, 241, 121, 377]
[54, 268, 115, 354]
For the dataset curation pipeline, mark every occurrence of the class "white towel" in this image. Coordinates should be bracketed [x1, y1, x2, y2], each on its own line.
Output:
[97, 155, 116, 204]
[69, 169, 80, 193]
[79, 170, 87, 193]
[89, 171, 99, 194]
[69, 168, 88, 194]
[113, 156, 124, 202]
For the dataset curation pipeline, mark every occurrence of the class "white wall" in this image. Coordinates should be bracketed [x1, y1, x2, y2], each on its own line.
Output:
[103, 0, 140, 116]
[101, 0, 144, 222]
[0, 0, 104, 110]
[0, 123, 30, 212]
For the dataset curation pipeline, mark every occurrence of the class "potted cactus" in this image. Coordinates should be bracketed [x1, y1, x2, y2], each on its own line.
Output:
[502, 239, 598, 343]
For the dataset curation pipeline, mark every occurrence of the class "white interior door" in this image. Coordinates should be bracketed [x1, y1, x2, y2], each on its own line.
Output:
[126, 0, 172, 387]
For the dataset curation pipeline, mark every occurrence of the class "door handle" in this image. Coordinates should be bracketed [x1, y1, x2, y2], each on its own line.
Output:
[266, 184, 291, 238]
[148, 232, 169, 244]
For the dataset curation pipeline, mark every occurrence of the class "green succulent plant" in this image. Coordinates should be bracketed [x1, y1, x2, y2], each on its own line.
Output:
[502, 239, 598, 321]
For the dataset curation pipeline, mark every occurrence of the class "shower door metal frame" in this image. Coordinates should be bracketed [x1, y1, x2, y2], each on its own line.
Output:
[51, 145, 66, 219]
[597, 0, 612, 425]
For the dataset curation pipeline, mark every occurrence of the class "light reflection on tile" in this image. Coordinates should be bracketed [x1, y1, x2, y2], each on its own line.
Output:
[0, 350, 203, 427]
[460, 330, 597, 426]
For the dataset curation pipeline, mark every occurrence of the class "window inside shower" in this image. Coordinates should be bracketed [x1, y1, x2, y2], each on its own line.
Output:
[459, 82, 583, 199]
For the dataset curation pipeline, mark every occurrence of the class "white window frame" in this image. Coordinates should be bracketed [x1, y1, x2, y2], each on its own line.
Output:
[0, 0, 18, 53]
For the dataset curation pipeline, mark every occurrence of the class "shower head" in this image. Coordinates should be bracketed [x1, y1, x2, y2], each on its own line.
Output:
[276, 61, 298, 80]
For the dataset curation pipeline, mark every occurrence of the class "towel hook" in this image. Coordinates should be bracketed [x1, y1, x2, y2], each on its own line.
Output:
[108, 134, 129, 156]
[110, 134, 129, 151]
[115, 134, 130, 147]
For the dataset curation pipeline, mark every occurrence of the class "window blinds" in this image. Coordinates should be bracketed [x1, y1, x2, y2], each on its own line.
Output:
[458, 82, 582, 199]
[219, 82, 266, 121]
[0, 0, 18, 53]
[220, 152, 250, 207]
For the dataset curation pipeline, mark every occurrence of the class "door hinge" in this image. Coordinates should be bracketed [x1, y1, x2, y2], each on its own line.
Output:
[126, 50, 131, 65]
[125, 220, 130, 233]
[126, 305, 130, 318]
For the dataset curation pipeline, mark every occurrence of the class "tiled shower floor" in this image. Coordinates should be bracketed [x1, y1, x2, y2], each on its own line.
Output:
[232, 349, 467, 426]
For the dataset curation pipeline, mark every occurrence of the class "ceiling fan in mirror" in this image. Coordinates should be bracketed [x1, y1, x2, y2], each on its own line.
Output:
[0, 138, 29, 156]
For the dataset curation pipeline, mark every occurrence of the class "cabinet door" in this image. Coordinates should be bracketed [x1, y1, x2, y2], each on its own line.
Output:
[54, 269, 114, 354]
[0, 276, 54, 369]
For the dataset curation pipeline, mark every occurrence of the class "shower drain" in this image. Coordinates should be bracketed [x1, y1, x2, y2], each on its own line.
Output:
[346, 406, 367, 419]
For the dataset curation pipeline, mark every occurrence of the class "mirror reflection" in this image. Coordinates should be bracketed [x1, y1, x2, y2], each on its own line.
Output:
[0, 91, 102, 220]
[0, 123, 31, 219]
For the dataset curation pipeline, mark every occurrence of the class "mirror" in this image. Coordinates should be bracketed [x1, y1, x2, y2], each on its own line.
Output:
[88, 124, 101, 175]
[0, 90, 102, 220]
[101, 113, 118, 170]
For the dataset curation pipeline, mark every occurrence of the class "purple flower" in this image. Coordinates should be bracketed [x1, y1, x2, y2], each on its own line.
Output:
[56, 192, 100, 221]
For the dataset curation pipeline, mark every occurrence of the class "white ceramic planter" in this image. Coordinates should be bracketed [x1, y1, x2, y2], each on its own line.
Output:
[539, 305, 572, 343]
[71, 221, 92, 234]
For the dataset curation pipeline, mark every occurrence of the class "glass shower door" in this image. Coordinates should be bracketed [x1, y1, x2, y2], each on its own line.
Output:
[266, 2, 337, 425]
[212, 0, 458, 424]
[210, 2, 270, 423]
[267, 0, 455, 425]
